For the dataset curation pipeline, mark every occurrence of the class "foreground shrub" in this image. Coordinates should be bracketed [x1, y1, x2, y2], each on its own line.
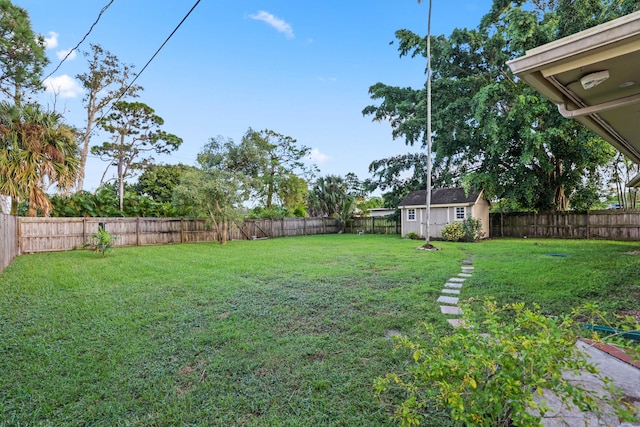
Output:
[374, 299, 639, 426]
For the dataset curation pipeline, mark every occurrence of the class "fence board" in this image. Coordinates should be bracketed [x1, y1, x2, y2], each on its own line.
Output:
[0, 213, 19, 273]
[346, 217, 400, 235]
[490, 210, 640, 240]
[16, 217, 340, 253]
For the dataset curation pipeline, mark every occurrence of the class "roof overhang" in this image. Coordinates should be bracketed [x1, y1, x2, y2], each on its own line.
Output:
[399, 203, 475, 209]
[507, 11, 640, 186]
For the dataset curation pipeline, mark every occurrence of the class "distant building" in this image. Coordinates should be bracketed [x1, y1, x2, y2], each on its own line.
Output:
[398, 188, 490, 239]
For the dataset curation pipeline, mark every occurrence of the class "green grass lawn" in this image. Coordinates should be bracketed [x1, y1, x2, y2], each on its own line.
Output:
[0, 235, 638, 426]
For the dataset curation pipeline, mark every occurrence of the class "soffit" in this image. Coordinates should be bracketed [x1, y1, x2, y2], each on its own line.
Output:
[507, 11, 640, 183]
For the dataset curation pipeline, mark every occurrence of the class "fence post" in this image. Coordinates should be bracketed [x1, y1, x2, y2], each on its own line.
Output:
[136, 217, 141, 246]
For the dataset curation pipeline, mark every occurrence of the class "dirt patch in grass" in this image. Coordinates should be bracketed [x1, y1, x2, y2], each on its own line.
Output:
[619, 309, 640, 322]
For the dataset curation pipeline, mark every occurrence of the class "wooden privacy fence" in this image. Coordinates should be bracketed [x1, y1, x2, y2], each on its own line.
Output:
[346, 216, 400, 235]
[0, 213, 19, 273]
[490, 210, 640, 240]
[18, 216, 340, 254]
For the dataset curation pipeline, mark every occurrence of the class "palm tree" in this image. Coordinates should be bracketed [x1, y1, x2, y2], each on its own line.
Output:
[0, 102, 79, 216]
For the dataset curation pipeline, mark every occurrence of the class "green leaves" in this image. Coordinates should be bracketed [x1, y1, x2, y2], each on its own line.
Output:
[93, 100, 183, 211]
[84, 226, 115, 257]
[378, 299, 639, 426]
[364, 0, 628, 212]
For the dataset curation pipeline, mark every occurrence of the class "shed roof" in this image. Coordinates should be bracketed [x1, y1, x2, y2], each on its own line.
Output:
[398, 188, 482, 207]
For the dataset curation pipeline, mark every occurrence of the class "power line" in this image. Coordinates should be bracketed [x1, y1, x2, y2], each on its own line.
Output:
[116, 0, 202, 103]
[42, 0, 115, 83]
[86, 0, 202, 138]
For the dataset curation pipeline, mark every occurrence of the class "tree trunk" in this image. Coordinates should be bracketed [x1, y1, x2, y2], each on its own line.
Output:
[10, 198, 18, 216]
[220, 220, 228, 245]
[553, 161, 568, 211]
[554, 184, 568, 211]
[76, 83, 103, 192]
[118, 159, 124, 211]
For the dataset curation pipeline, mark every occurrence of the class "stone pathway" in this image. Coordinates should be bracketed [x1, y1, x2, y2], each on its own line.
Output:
[437, 257, 473, 328]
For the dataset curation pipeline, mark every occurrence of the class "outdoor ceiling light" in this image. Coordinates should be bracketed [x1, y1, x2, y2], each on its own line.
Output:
[580, 70, 610, 90]
[619, 81, 636, 88]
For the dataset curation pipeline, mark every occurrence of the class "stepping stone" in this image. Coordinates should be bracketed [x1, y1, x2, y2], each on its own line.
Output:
[447, 318, 465, 328]
[462, 259, 473, 265]
[437, 295, 459, 305]
[442, 288, 460, 295]
[459, 273, 472, 277]
[462, 266, 475, 270]
[445, 282, 463, 289]
[449, 277, 465, 283]
[440, 305, 463, 315]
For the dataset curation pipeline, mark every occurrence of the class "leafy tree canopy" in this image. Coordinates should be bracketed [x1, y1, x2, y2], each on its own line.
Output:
[173, 136, 252, 245]
[93, 100, 182, 211]
[307, 174, 365, 218]
[75, 44, 142, 192]
[364, 0, 636, 212]
[236, 128, 317, 209]
[134, 163, 197, 204]
[0, 102, 79, 216]
[0, 0, 47, 105]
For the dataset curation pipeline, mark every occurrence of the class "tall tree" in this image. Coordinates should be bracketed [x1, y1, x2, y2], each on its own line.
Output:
[0, 102, 79, 215]
[134, 163, 196, 204]
[92, 101, 182, 211]
[364, 0, 632, 212]
[173, 136, 251, 245]
[238, 128, 317, 208]
[307, 174, 360, 218]
[0, 0, 48, 107]
[277, 173, 308, 215]
[75, 44, 141, 192]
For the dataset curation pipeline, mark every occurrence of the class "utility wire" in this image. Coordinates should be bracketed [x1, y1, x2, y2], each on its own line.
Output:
[83, 0, 201, 148]
[42, 0, 115, 83]
[100, 0, 202, 120]
[116, 0, 202, 106]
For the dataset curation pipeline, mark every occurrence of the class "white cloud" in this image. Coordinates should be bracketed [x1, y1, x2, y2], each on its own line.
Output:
[249, 11, 294, 39]
[56, 48, 77, 61]
[44, 31, 58, 49]
[43, 74, 83, 98]
[308, 148, 329, 164]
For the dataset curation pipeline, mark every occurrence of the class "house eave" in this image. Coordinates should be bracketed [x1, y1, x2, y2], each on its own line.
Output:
[399, 203, 476, 209]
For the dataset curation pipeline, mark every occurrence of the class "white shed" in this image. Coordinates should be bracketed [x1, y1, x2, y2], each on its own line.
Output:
[398, 188, 490, 239]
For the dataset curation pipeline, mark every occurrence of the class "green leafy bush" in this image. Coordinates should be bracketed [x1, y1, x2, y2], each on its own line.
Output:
[374, 299, 639, 426]
[441, 218, 485, 242]
[441, 221, 465, 241]
[404, 232, 421, 240]
[462, 217, 485, 241]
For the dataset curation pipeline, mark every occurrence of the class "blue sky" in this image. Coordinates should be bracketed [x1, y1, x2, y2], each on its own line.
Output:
[16, 0, 492, 192]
